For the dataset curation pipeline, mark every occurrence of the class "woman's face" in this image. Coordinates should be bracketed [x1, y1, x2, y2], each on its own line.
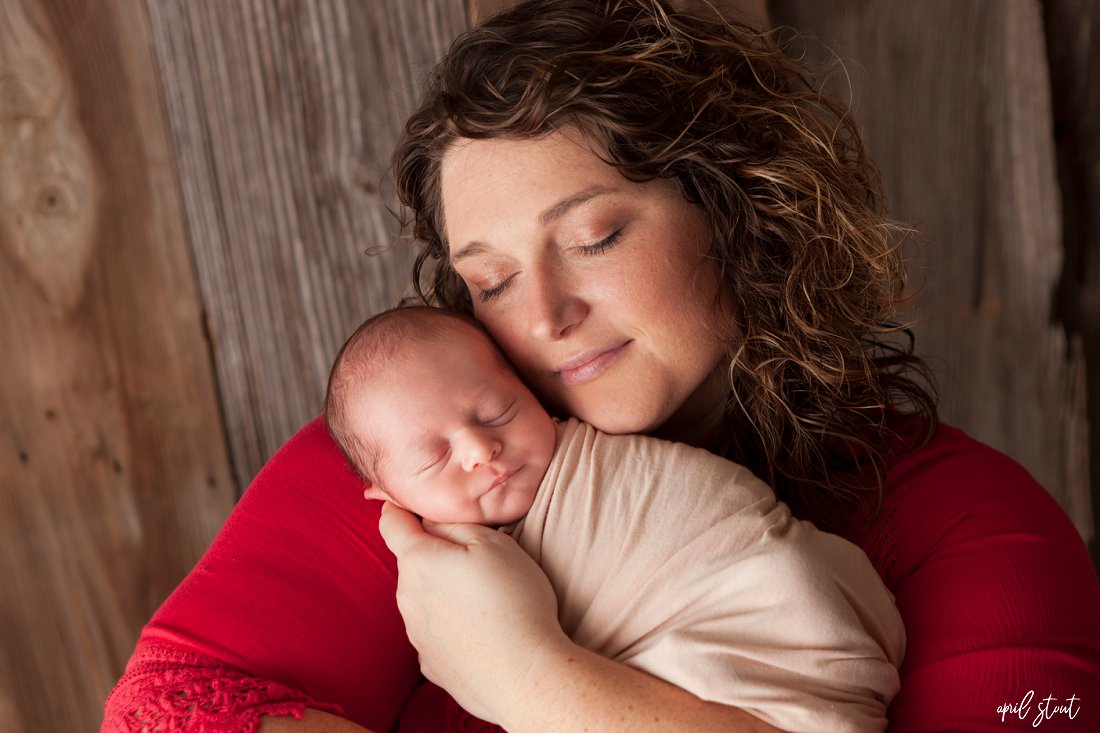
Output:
[440, 128, 732, 436]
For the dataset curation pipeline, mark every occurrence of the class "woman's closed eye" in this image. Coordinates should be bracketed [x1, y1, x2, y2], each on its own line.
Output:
[576, 227, 623, 256]
[468, 228, 624, 303]
[476, 273, 517, 303]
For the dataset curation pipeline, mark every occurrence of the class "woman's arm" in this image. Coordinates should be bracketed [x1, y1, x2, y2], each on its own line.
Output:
[103, 419, 423, 733]
[509, 637, 784, 733]
[378, 503, 783, 733]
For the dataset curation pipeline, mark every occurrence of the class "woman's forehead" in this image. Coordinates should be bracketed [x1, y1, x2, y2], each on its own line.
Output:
[439, 131, 631, 249]
[441, 130, 617, 203]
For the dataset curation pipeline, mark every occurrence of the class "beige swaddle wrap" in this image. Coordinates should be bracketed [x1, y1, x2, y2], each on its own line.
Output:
[507, 418, 904, 733]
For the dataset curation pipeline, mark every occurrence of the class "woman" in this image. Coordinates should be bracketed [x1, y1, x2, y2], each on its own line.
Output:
[103, 1, 1100, 732]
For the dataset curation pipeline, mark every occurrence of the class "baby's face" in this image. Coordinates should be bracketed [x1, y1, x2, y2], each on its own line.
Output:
[354, 324, 557, 525]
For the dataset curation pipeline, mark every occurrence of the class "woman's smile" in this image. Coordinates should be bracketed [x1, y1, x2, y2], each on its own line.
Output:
[555, 340, 632, 386]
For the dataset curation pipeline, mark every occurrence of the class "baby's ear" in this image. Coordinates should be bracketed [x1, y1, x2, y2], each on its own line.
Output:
[362, 481, 388, 502]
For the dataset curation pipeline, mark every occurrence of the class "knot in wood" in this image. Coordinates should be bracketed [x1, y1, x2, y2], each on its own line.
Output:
[34, 179, 76, 218]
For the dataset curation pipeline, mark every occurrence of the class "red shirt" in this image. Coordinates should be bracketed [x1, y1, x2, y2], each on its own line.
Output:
[103, 416, 1100, 732]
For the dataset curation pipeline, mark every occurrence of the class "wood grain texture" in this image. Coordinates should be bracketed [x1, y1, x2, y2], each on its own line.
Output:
[1045, 0, 1100, 558]
[768, 0, 1091, 538]
[0, 0, 236, 729]
[146, 0, 470, 486]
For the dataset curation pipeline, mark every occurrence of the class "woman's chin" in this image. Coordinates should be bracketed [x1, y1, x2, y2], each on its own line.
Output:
[568, 400, 665, 436]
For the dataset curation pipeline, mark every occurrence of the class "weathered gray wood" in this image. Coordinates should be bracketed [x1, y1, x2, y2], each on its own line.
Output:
[768, 0, 1092, 539]
[0, 0, 236, 729]
[1044, 0, 1100, 559]
[147, 0, 470, 487]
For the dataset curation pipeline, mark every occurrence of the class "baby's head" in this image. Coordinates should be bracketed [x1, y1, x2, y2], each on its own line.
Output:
[325, 306, 557, 525]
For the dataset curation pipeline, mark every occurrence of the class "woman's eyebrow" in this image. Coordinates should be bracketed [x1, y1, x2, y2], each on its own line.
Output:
[450, 185, 616, 264]
[451, 241, 490, 264]
[537, 185, 614, 226]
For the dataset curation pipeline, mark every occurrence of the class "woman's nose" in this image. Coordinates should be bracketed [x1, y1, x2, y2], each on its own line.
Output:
[526, 266, 588, 341]
[457, 429, 502, 472]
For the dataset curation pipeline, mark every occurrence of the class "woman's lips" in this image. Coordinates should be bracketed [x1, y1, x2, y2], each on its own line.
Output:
[556, 341, 631, 386]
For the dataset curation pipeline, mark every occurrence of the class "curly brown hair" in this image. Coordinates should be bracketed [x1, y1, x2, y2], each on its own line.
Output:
[392, 0, 937, 526]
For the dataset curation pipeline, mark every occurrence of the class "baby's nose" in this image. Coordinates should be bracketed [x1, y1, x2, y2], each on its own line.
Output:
[458, 429, 502, 472]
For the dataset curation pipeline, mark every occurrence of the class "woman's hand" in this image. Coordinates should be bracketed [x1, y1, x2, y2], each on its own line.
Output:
[377, 501, 567, 725]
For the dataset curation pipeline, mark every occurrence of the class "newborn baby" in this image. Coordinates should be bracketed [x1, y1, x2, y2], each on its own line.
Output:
[325, 305, 905, 733]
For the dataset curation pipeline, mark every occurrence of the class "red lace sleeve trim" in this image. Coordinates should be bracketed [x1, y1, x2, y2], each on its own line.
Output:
[102, 642, 342, 732]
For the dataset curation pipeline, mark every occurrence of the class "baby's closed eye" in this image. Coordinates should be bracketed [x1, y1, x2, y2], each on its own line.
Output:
[418, 446, 451, 474]
[481, 400, 517, 426]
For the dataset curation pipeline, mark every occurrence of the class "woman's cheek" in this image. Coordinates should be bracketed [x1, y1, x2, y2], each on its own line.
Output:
[477, 310, 523, 354]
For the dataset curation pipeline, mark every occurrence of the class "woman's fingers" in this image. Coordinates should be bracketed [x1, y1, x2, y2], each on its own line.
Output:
[376, 501, 426, 556]
[378, 501, 494, 555]
[421, 518, 497, 545]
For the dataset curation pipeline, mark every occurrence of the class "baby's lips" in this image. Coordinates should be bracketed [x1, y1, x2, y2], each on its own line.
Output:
[486, 466, 519, 492]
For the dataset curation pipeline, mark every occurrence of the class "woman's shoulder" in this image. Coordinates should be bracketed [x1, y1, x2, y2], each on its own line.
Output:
[139, 415, 420, 729]
[885, 417, 1075, 535]
[854, 415, 1090, 586]
[248, 415, 357, 490]
[886, 418, 1058, 516]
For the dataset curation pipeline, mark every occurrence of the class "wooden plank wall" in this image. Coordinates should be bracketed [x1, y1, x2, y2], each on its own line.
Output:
[0, 0, 1094, 731]
[1044, 0, 1100, 563]
[0, 1, 468, 730]
[145, 0, 468, 490]
[0, 1, 236, 730]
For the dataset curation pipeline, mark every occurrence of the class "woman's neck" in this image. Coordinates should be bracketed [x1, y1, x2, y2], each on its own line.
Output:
[651, 367, 727, 451]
